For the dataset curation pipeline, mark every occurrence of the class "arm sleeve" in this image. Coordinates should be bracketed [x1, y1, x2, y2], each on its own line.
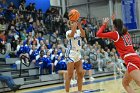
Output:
[96, 25, 118, 41]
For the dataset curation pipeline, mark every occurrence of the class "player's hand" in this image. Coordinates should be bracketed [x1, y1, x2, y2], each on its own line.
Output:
[103, 17, 109, 25]
[70, 21, 77, 27]
[77, 22, 82, 29]
[111, 13, 115, 21]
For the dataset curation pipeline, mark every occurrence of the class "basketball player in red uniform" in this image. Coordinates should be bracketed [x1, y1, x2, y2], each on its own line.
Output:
[96, 17, 140, 93]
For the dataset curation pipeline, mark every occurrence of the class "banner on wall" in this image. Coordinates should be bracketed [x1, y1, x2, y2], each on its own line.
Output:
[26, 0, 50, 13]
[122, 0, 137, 30]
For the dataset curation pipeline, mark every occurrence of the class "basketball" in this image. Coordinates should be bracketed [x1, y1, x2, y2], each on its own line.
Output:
[68, 9, 80, 22]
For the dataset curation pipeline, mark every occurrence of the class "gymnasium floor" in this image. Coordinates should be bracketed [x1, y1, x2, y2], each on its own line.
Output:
[15, 75, 140, 93]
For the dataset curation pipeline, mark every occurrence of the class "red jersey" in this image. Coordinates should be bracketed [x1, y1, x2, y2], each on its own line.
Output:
[96, 25, 135, 59]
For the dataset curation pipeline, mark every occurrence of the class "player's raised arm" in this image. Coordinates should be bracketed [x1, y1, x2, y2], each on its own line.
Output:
[96, 18, 118, 41]
[78, 22, 85, 37]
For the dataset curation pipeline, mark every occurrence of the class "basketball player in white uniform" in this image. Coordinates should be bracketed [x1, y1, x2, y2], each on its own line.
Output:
[65, 21, 85, 93]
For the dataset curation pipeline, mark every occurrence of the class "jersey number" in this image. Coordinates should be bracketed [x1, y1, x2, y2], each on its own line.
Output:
[78, 40, 81, 46]
[122, 34, 132, 46]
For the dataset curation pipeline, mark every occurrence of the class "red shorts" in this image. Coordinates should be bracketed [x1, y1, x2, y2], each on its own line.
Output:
[124, 55, 140, 73]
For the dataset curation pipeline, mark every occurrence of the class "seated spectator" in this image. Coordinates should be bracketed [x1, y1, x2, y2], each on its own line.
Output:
[0, 28, 6, 54]
[45, 50, 54, 74]
[45, 39, 52, 49]
[117, 57, 126, 74]
[51, 49, 59, 63]
[0, 6, 4, 18]
[136, 47, 140, 56]
[55, 56, 67, 73]
[37, 32, 44, 42]
[105, 59, 114, 72]
[16, 40, 30, 64]
[82, 56, 95, 81]
[0, 74, 21, 92]
[50, 31, 58, 44]
[36, 50, 52, 75]
[89, 48, 98, 69]
[19, 1, 25, 11]
[8, 2, 16, 10]
[31, 36, 40, 49]
[29, 45, 39, 63]
[0, 0, 8, 9]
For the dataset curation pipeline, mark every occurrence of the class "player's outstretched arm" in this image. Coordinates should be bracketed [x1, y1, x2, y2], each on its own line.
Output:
[96, 18, 118, 41]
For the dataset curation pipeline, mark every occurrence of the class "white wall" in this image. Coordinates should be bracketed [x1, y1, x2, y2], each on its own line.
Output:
[50, 0, 60, 6]
[89, 1, 109, 18]
[67, 0, 87, 6]
[114, 0, 122, 19]
[66, 0, 140, 29]
[67, 0, 109, 18]
[68, 5, 88, 17]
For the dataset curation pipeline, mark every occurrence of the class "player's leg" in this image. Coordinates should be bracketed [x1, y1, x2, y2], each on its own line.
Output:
[122, 70, 135, 93]
[75, 60, 84, 92]
[130, 69, 140, 87]
[65, 62, 74, 92]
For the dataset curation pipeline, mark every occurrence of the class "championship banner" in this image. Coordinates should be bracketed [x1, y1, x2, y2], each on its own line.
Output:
[122, 0, 137, 30]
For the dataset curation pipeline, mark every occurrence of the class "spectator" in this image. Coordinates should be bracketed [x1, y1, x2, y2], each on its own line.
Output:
[29, 45, 39, 63]
[36, 50, 52, 74]
[82, 56, 95, 81]
[16, 40, 30, 64]
[0, 0, 8, 9]
[0, 74, 21, 92]
[19, 2, 25, 11]
[55, 56, 67, 73]
[136, 47, 140, 56]
[8, 2, 16, 10]
[0, 26, 6, 53]
[50, 31, 58, 44]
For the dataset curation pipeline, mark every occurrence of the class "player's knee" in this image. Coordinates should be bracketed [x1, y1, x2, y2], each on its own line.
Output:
[122, 79, 129, 87]
[77, 71, 83, 77]
[67, 73, 73, 80]
[135, 80, 140, 86]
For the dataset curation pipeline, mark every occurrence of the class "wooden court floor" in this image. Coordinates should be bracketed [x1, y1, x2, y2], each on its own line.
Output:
[14, 75, 140, 93]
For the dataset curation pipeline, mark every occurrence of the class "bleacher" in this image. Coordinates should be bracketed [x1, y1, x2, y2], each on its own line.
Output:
[1, 1, 139, 92]
[0, 52, 114, 92]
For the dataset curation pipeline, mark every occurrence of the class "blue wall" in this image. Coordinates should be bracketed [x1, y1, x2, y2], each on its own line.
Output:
[26, 0, 50, 13]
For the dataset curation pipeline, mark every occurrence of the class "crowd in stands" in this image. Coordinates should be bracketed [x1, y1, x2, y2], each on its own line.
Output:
[1, 0, 140, 79]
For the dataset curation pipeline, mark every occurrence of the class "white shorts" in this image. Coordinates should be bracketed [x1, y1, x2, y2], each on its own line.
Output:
[66, 49, 81, 63]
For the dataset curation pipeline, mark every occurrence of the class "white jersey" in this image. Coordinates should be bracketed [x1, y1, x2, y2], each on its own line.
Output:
[66, 29, 82, 51]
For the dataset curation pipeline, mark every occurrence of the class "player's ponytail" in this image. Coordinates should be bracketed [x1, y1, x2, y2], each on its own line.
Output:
[113, 19, 128, 36]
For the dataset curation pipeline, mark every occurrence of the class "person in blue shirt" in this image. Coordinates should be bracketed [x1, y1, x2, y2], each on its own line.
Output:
[37, 32, 44, 43]
[82, 56, 95, 81]
[36, 50, 52, 74]
[16, 40, 30, 64]
[45, 40, 52, 49]
[0, 74, 21, 92]
[54, 56, 67, 85]
[29, 45, 39, 63]
[55, 56, 67, 73]
[26, 23, 33, 34]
